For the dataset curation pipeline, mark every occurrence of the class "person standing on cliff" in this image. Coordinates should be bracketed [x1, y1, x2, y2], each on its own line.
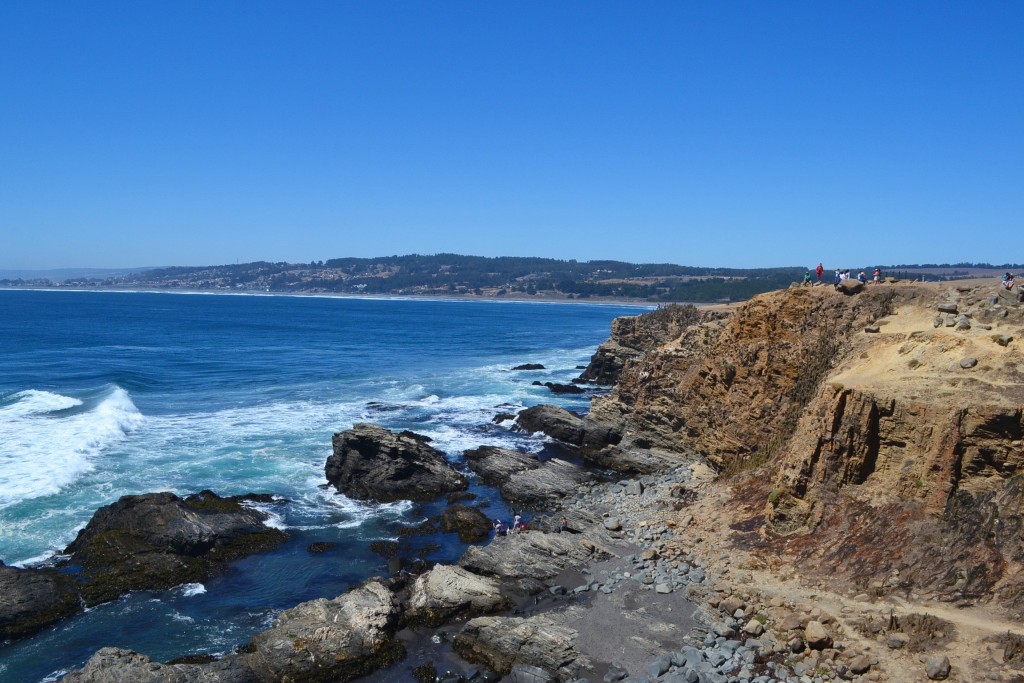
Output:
[816, 263, 824, 283]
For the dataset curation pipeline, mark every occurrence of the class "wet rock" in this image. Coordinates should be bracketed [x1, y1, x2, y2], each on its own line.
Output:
[64, 490, 288, 606]
[307, 542, 335, 553]
[0, 561, 82, 641]
[512, 364, 546, 371]
[514, 405, 585, 446]
[406, 565, 510, 627]
[326, 423, 468, 503]
[534, 381, 586, 395]
[433, 504, 493, 543]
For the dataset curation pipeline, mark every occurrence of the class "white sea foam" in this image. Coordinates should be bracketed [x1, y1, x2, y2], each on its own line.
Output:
[243, 501, 288, 530]
[0, 387, 143, 508]
[178, 583, 206, 597]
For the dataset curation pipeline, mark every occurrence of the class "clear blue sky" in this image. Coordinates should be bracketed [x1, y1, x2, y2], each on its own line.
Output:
[2, 2, 1021, 270]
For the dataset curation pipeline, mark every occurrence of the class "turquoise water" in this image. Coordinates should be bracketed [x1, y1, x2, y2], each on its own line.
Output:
[0, 290, 646, 681]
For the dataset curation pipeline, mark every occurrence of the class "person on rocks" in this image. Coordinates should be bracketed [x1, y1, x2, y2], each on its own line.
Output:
[816, 263, 824, 283]
[1004, 272, 1015, 290]
[857, 271, 867, 284]
[494, 519, 507, 537]
[802, 272, 813, 286]
[873, 267, 883, 283]
[511, 513, 522, 533]
[558, 516, 578, 534]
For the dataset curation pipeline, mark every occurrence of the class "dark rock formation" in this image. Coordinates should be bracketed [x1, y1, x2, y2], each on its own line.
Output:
[326, 423, 468, 503]
[512, 363, 546, 370]
[439, 504, 493, 543]
[65, 490, 288, 606]
[406, 564, 509, 627]
[531, 381, 586, 394]
[0, 561, 81, 640]
[514, 405, 585, 446]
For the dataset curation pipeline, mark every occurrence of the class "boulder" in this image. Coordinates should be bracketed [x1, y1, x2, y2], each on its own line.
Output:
[453, 615, 588, 678]
[511, 364, 546, 371]
[326, 424, 468, 503]
[0, 561, 82, 640]
[244, 580, 403, 682]
[514, 405, 585, 445]
[937, 303, 959, 314]
[837, 279, 865, 294]
[406, 564, 509, 626]
[925, 654, 951, 680]
[804, 620, 833, 650]
[439, 504, 493, 543]
[464, 446, 540, 487]
[536, 382, 585, 395]
[64, 490, 288, 606]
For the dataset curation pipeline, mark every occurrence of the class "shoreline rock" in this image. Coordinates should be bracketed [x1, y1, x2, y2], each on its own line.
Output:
[326, 423, 468, 503]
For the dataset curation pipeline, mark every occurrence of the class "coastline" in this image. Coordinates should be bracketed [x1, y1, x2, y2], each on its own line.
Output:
[0, 285, 664, 309]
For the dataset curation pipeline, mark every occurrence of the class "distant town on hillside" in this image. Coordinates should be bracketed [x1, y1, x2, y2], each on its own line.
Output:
[1, 256, 1020, 304]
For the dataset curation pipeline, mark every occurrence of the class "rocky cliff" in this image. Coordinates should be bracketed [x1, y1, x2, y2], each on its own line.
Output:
[583, 279, 1024, 608]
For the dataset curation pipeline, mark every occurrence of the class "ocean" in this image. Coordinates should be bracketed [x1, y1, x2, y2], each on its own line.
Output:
[0, 289, 648, 682]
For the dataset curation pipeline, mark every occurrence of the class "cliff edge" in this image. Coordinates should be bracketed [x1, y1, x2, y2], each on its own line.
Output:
[583, 279, 1024, 614]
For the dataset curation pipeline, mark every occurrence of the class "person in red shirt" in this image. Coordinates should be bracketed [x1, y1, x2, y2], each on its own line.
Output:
[815, 263, 824, 282]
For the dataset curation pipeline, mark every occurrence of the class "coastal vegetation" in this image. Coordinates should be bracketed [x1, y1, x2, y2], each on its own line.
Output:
[5, 255, 1019, 303]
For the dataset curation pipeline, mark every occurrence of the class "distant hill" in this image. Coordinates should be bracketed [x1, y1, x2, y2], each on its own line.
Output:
[2, 256, 1020, 304]
[0, 267, 154, 281]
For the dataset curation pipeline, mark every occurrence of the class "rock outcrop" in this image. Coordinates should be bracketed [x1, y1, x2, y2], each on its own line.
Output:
[577, 304, 724, 385]
[406, 564, 509, 627]
[64, 490, 288, 606]
[61, 580, 404, 683]
[326, 423, 468, 503]
[582, 279, 1024, 608]
[458, 530, 617, 594]
[464, 446, 596, 507]
[244, 579, 403, 682]
[514, 405, 585, 446]
[453, 615, 588, 679]
[0, 561, 81, 640]
[464, 446, 541, 486]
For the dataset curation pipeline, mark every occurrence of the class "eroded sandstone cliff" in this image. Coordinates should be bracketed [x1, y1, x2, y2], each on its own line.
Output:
[583, 279, 1024, 607]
